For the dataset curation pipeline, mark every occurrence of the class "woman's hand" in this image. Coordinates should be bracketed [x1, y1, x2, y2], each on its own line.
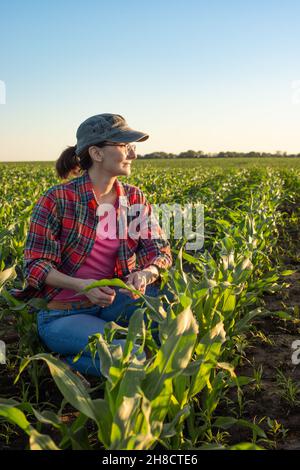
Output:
[119, 266, 159, 298]
[76, 279, 116, 306]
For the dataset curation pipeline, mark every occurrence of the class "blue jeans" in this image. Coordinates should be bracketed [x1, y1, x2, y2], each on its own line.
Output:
[37, 284, 165, 377]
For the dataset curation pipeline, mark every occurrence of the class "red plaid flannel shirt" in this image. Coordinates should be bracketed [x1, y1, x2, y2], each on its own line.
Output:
[10, 170, 172, 303]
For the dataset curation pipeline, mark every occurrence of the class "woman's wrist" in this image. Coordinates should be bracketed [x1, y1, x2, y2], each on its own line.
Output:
[141, 265, 160, 284]
[73, 278, 89, 293]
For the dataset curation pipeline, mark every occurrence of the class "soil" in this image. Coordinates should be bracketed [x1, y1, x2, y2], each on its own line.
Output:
[238, 269, 300, 449]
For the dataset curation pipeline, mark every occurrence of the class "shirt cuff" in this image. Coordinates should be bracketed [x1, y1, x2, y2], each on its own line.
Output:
[144, 255, 172, 272]
[26, 259, 55, 290]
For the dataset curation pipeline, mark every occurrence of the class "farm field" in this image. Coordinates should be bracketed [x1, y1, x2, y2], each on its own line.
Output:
[0, 158, 299, 450]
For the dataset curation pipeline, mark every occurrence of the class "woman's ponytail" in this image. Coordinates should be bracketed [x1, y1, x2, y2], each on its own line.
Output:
[56, 145, 80, 179]
[56, 141, 106, 179]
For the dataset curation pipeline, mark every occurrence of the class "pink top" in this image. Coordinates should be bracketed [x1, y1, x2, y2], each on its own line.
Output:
[53, 197, 120, 302]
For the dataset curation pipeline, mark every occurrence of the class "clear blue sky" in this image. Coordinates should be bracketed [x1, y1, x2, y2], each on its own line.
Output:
[1, 0, 300, 161]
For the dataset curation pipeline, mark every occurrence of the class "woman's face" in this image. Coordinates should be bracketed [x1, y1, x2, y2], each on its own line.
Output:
[92, 142, 137, 177]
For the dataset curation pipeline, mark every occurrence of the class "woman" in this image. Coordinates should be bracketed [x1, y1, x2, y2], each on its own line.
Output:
[11, 113, 172, 377]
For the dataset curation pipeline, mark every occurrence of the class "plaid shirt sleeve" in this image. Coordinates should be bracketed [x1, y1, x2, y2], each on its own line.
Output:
[23, 189, 62, 290]
[134, 191, 172, 273]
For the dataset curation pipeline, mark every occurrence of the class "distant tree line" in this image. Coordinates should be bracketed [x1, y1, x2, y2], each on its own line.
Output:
[139, 150, 300, 159]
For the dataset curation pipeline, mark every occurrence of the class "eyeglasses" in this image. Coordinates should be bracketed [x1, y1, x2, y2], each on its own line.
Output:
[102, 142, 136, 154]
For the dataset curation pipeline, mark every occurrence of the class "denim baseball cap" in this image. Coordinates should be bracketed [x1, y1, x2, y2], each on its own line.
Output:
[75, 113, 149, 155]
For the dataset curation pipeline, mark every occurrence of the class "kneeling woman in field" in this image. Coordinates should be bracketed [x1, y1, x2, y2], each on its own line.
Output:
[11, 113, 172, 377]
